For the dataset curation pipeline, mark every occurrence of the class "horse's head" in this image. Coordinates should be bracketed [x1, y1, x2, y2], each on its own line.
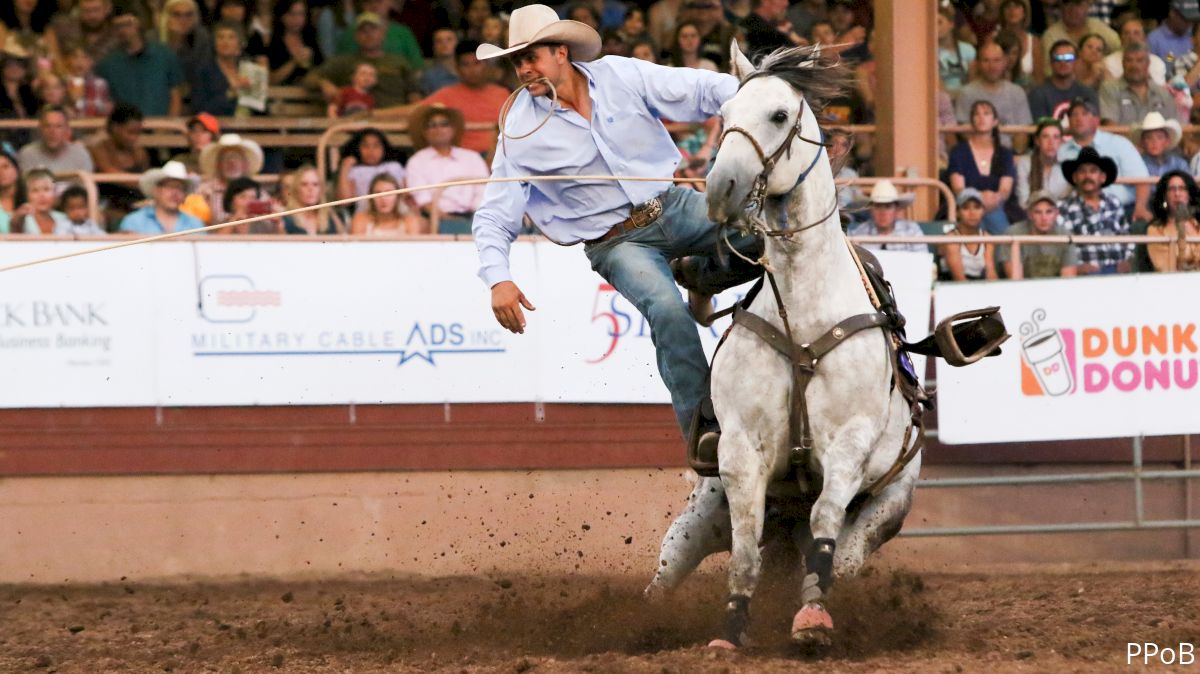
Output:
[707, 42, 848, 226]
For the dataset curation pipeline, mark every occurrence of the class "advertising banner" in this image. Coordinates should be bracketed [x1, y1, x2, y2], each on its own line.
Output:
[935, 274, 1200, 444]
[0, 241, 932, 408]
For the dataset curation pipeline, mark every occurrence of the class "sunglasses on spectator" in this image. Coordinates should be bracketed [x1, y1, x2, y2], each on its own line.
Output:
[1051, 53, 1076, 62]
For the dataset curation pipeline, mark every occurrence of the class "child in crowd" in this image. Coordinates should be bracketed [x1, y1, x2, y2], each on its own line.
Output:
[328, 62, 377, 118]
[17, 169, 71, 235]
[35, 72, 74, 116]
[56, 185, 106, 236]
[63, 44, 113, 119]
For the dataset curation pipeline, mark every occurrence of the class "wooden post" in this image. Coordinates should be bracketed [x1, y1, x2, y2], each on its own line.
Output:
[873, 0, 939, 220]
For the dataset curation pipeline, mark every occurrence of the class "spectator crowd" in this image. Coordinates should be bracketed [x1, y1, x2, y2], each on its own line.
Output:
[0, 0, 1197, 274]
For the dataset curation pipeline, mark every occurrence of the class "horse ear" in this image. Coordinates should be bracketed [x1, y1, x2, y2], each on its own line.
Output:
[729, 39, 754, 80]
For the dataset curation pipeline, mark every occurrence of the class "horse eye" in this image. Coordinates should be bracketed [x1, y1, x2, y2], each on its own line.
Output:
[771, 110, 788, 124]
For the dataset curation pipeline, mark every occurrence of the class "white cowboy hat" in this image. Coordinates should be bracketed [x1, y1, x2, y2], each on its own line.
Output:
[869, 179, 916, 205]
[476, 4, 601, 62]
[139, 160, 198, 197]
[199, 133, 265, 178]
[1132, 111, 1182, 150]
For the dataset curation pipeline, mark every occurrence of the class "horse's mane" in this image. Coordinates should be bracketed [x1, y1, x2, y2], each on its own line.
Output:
[747, 45, 853, 116]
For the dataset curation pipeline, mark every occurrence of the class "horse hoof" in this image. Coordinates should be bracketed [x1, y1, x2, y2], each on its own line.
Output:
[790, 604, 833, 649]
[707, 638, 738, 650]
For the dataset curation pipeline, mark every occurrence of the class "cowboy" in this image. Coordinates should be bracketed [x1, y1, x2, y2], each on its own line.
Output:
[118, 161, 204, 234]
[1059, 146, 1133, 275]
[848, 180, 927, 253]
[405, 104, 490, 234]
[470, 4, 746, 454]
[1133, 111, 1188, 176]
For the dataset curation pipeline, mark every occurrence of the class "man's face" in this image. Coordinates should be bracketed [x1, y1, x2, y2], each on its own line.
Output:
[113, 14, 141, 48]
[457, 51, 489, 87]
[978, 43, 1007, 82]
[355, 23, 384, 52]
[1028, 201, 1059, 233]
[1073, 164, 1105, 197]
[422, 112, 455, 148]
[111, 119, 142, 148]
[155, 180, 187, 211]
[1141, 129, 1171, 157]
[432, 29, 457, 58]
[1069, 105, 1099, 137]
[218, 148, 248, 179]
[1123, 49, 1149, 84]
[509, 45, 566, 96]
[870, 202, 898, 231]
[38, 111, 70, 151]
[1120, 20, 1145, 47]
[1050, 46, 1076, 78]
[78, 0, 111, 28]
[1061, 0, 1090, 27]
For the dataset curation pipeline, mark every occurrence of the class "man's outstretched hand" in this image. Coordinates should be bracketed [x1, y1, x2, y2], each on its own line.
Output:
[491, 281, 536, 334]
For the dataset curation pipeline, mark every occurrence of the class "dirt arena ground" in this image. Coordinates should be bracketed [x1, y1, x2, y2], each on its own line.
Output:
[2, 561, 1198, 674]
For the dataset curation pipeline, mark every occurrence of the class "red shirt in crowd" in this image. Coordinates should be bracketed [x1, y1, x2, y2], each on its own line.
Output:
[421, 83, 510, 156]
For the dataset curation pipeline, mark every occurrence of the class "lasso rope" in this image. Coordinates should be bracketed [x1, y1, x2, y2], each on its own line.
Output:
[496, 77, 558, 157]
[0, 174, 705, 274]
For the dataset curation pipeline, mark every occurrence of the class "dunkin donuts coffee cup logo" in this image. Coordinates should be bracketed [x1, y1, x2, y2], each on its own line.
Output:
[1020, 309, 1077, 397]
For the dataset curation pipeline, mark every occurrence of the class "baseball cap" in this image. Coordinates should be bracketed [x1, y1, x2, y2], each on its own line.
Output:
[1025, 190, 1058, 210]
[355, 12, 384, 28]
[956, 188, 984, 207]
[188, 112, 220, 136]
[1067, 96, 1099, 116]
[1173, 0, 1200, 22]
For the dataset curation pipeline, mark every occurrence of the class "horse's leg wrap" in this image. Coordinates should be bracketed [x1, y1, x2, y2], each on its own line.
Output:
[800, 538, 836, 604]
[721, 594, 752, 647]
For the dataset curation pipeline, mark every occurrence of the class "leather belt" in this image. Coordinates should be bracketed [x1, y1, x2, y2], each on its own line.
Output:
[587, 197, 664, 244]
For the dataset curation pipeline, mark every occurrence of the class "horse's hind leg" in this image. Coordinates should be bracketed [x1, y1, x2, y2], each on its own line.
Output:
[835, 460, 920, 579]
[645, 476, 731, 598]
[710, 452, 769, 650]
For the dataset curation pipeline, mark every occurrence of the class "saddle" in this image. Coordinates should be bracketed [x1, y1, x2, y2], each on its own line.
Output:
[675, 240, 1009, 481]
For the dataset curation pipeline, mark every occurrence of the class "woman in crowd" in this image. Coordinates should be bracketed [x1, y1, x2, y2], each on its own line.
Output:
[1137, 170, 1200, 272]
[668, 20, 716, 71]
[158, 0, 212, 79]
[282, 164, 345, 235]
[937, 5, 975, 96]
[186, 133, 264, 225]
[0, 149, 27, 234]
[617, 7, 650, 45]
[349, 173, 426, 236]
[189, 21, 258, 116]
[463, 0, 494, 42]
[0, 43, 39, 133]
[266, 0, 322, 86]
[1014, 117, 1070, 208]
[1074, 33, 1109, 90]
[14, 168, 70, 235]
[337, 127, 406, 214]
[997, 0, 1039, 84]
[948, 99, 1016, 234]
[939, 189, 998, 281]
[222, 175, 280, 234]
[33, 71, 71, 115]
[994, 29, 1031, 88]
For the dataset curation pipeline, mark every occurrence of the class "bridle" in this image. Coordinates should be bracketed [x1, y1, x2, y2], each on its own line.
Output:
[714, 81, 839, 240]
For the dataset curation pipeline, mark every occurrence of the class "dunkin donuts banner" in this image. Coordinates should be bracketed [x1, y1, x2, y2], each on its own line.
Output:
[935, 273, 1200, 444]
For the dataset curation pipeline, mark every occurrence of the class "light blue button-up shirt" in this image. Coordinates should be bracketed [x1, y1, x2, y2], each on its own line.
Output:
[471, 56, 738, 287]
[1058, 129, 1148, 206]
[119, 206, 205, 234]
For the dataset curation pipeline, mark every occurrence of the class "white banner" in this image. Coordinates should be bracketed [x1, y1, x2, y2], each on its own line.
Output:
[935, 274, 1200, 444]
[0, 241, 931, 408]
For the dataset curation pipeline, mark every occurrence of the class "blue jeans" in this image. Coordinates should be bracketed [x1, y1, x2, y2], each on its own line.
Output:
[982, 206, 1009, 235]
[584, 185, 749, 436]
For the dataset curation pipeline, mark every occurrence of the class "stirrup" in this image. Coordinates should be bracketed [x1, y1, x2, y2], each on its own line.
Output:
[931, 306, 1010, 366]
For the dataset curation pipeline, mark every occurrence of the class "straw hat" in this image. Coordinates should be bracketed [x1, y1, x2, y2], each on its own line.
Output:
[1132, 111, 1182, 150]
[476, 4, 601, 62]
[869, 179, 916, 205]
[139, 160, 198, 197]
[408, 104, 465, 151]
[199, 134, 264, 178]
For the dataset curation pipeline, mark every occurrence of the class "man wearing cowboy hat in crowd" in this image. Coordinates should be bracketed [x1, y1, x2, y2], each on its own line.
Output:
[471, 4, 744, 448]
[1058, 96, 1150, 222]
[1059, 146, 1134, 275]
[118, 161, 204, 234]
[405, 104, 490, 234]
[848, 179, 927, 253]
[1134, 111, 1188, 176]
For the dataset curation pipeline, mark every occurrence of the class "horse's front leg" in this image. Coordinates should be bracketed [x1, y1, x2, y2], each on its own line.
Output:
[645, 476, 731, 599]
[792, 419, 873, 649]
[709, 435, 770, 650]
[834, 456, 920, 579]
